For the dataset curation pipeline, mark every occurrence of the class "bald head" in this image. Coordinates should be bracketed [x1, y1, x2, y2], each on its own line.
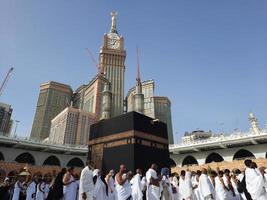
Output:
[119, 164, 126, 173]
[151, 163, 158, 171]
[136, 169, 142, 175]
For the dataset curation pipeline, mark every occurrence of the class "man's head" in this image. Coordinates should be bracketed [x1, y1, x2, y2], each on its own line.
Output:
[180, 170, 186, 177]
[224, 169, 230, 176]
[67, 167, 74, 174]
[232, 168, 241, 176]
[86, 160, 94, 169]
[210, 170, 217, 178]
[119, 164, 127, 173]
[151, 163, 158, 171]
[218, 170, 224, 177]
[244, 159, 253, 168]
[161, 168, 170, 177]
[61, 168, 67, 174]
[109, 169, 115, 176]
[4, 177, 9, 185]
[196, 170, 201, 177]
[33, 174, 39, 183]
[251, 162, 257, 169]
[136, 169, 142, 176]
[202, 168, 207, 175]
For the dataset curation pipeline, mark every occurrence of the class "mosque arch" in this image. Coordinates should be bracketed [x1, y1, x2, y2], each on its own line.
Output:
[182, 155, 198, 167]
[15, 152, 35, 165]
[67, 157, 84, 168]
[233, 149, 255, 160]
[205, 152, 224, 164]
[0, 152, 4, 161]
[43, 155, 61, 167]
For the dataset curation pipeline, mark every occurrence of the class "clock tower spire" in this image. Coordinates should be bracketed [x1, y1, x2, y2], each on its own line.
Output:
[110, 11, 118, 33]
[99, 12, 126, 118]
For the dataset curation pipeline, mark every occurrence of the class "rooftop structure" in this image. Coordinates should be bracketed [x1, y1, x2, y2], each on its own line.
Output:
[169, 113, 267, 168]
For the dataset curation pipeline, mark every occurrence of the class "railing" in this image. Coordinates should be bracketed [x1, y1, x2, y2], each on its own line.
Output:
[169, 131, 267, 149]
[0, 133, 87, 150]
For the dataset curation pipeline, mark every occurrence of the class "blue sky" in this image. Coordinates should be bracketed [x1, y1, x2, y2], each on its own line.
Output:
[0, 0, 266, 142]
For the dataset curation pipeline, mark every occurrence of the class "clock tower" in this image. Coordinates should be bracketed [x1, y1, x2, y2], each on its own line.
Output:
[99, 12, 126, 117]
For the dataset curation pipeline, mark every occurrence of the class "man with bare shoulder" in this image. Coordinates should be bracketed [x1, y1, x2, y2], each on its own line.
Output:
[145, 163, 160, 200]
[115, 164, 132, 200]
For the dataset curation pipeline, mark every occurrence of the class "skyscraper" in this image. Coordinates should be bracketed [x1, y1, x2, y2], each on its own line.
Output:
[73, 74, 109, 121]
[99, 12, 126, 117]
[49, 107, 96, 145]
[0, 102, 13, 136]
[154, 96, 174, 144]
[30, 81, 73, 140]
[126, 80, 155, 118]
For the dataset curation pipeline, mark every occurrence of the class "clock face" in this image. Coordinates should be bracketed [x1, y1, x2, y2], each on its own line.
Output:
[107, 33, 120, 49]
[108, 38, 120, 49]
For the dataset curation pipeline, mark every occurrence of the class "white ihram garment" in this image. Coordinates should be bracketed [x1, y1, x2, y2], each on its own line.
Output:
[231, 178, 242, 200]
[245, 168, 267, 200]
[12, 181, 22, 200]
[179, 172, 193, 200]
[171, 177, 179, 200]
[79, 166, 94, 200]
[116, 181, 132, 200]
[115, 176, 132, 200]
[161, 175, 172, 200]
[131, 174, 143, 200]
[93, 177, 108, 200]
[26, 181, 36, 200]
[36, 182, 45, 200]
[107, 176, 116, 200]
[215, 177, 227, 200]
[146, 168, 160, 200]
[191, 177, 202, 200]
[64, 174, 77, 200]
[198, 174, 214, 200]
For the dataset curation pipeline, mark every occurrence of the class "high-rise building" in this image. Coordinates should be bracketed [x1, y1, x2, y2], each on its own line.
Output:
[126, 80, 174, 144]
[30, 81, 73, 140]
[49, 107, 96, 145]
[154, 96, 174, 144]
[127, 80, 155, 118]
[0, 102, 13, 136]
[73, 74, 109, 121]
[99, 12, 126, 117]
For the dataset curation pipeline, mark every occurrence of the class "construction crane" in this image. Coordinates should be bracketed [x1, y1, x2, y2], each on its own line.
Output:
[85, 48, 104, 75]
[0, 67, 14, 97]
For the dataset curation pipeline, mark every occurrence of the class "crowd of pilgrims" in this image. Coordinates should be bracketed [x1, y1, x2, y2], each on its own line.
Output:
[0, 159, 267, 200]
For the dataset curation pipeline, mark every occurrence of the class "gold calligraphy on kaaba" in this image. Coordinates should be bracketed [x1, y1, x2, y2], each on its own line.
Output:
[88, 130, 168, 146]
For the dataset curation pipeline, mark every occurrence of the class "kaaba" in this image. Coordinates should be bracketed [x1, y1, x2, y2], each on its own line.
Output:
[88, 111, 171, 173]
